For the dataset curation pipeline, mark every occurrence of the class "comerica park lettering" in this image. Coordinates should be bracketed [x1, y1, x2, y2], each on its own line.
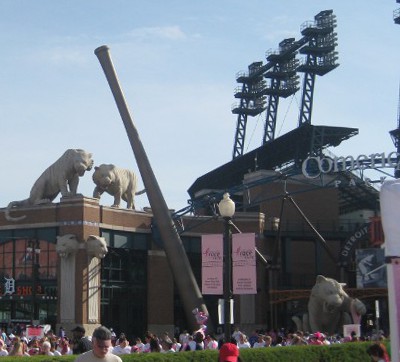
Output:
[302, 152, 400, 179]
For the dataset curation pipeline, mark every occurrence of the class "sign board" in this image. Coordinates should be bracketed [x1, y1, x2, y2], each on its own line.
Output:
[26, 325, 44, 339]
[356, 248, 387, 288]
[343, 324, 360, 338]
[201, 234, 223, 295]
[232, 233, 257, 294]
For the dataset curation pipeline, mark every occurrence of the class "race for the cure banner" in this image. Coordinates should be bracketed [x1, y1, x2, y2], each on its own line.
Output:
[201, 234, 223, 295]
[232, 233, 257, 294]
[27, 325, 44, 339]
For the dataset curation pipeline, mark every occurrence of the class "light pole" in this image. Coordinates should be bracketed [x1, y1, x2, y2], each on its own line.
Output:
[268, 217, 280, 330]
[375, 299, 380, 338]
[218, 193, 235, 343]
[27, 239, 41, 324]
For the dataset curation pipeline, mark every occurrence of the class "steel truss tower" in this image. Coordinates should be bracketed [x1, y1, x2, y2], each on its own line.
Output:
[263, 38, 300, 144]
[394, 0, 400, 24]
[231, 10, 339, 160]
[297, 10, 338, 127]
[232, 62, 266, 159]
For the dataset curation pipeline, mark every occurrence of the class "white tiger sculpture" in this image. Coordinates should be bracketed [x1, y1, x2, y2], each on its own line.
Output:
[292, 275, 366, 334]
[86, 235, 108, 259]
[56, 234, 108, 259]
[92, 164, 145, 209]
[56, 234, 80, 258]
[5, 149, 94, 222]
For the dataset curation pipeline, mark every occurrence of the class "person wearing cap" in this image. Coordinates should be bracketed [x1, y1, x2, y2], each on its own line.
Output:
[74, 326, 121, 362]
[219, 342, 243, 362]
[71, 326, 93, 354]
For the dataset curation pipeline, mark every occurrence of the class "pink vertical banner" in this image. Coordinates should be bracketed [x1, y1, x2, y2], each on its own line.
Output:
[232, 233, 257, 294]
[201, 234, 223, 295]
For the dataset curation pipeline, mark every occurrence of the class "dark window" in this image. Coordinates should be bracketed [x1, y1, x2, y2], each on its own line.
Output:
[100, 246, 147, 341]
[0, 228, 58, 326]
[100, 230, 150, 250]
[99, 229, 149, 340]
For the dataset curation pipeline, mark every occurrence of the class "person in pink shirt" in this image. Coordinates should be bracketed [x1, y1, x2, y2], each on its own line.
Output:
[205, 335, 218, 349]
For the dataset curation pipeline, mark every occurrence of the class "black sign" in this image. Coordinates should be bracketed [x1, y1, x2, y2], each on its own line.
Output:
[339, 222, 370, 265]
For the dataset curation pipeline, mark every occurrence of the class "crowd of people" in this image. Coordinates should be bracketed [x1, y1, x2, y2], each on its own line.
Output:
[0, 323, 390, 361]
[226, 326, 388, 348]
[0, 325, 75, 356]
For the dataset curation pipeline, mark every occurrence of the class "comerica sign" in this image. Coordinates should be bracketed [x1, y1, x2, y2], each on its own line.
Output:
[302, 152, 400, 178]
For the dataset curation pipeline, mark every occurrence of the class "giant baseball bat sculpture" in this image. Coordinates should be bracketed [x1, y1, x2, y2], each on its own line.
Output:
[94, 45, 208, 330]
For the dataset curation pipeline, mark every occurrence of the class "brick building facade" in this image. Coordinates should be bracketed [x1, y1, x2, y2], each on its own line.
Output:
[0, 194, 266, 339]
[0, 169, 388, 339]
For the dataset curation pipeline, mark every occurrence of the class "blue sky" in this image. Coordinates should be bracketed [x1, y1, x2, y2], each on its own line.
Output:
[1, 1, 399, 212]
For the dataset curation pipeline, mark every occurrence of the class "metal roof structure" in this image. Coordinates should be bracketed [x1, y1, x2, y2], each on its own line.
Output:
[186, 124, 387, 216]
[189, 124, 356, 192]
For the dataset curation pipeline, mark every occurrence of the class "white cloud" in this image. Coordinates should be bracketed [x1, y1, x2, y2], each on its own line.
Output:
[26, 46, 91, 67]
[48, 47, 89, 65]
[126, 25, 187, 41]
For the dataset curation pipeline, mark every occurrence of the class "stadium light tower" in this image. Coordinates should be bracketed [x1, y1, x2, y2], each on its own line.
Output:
[232, 62, 267, 159]
[263, 38, 300, 144]
[297, 10, 339, 127]
[394, 0, 400, 24]
[231, 10, 339, 159]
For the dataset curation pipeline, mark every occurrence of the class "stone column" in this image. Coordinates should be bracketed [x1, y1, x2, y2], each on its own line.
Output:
[56, 196, 103, 336]
[57, 235, 79, 325]
[86, 235, 108, 324]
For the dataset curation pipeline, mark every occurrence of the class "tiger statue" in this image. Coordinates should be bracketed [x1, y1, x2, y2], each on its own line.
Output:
[55, 234, 107, 259]
[5, 149, 94, 222]
[56, 234, 80, 258]
[86, 235, 108, 259]
[292, 275, 366, 334]
[92, 164, 145, 209]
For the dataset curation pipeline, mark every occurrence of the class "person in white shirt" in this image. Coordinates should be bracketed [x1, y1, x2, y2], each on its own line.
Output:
[264, 335, 272, 347]
[252, 335, 266, 348]
[161, 339, 175, 353]
[132, 337, 145, 353]
[49, 340, 62, 356]
[142, 333, 153, 353]
[41, 341, 54, 356]
[179, 330, 189, 346]
[187, 336, 196, 351]
[232, 327, 242, 343]
[0, 339, 8, 356]
[58, 338, 73, 355]
[172, 338, 181, 351]
[111, 336, 131, 355]
[74, 326, 122, 362]
[237, 334, 251, 349]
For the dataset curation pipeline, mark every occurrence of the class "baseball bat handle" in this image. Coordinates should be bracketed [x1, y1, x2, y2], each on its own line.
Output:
[94, 45, 135, 132]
